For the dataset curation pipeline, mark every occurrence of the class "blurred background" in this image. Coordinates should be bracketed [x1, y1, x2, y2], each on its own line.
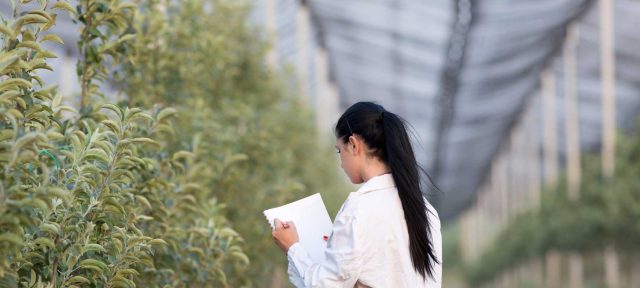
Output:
[2, 0, 640, 287]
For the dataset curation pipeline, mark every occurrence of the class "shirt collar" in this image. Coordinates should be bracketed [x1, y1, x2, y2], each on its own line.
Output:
[351, 173, 395, 196]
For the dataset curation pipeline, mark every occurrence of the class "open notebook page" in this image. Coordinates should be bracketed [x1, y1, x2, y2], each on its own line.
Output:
[263, 193, 333, 262]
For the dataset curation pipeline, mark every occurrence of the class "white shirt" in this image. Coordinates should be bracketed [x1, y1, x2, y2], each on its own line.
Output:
[287, 174, 443, 287]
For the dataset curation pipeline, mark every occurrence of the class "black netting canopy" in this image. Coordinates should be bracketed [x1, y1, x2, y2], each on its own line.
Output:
[307, 0, 640, 220]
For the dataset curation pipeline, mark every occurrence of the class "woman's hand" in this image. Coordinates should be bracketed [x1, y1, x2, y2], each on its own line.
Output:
[272, 218, 299, 253]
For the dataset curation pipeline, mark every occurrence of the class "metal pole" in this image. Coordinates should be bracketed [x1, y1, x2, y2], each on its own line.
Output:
[599, 0, 619, 286]
[265, 0, 278, 69]
[564, 23, 585, 288]
[542, 67, 562, 288]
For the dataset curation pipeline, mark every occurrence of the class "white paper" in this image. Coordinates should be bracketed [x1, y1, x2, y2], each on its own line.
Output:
[263, 193, 333, 262]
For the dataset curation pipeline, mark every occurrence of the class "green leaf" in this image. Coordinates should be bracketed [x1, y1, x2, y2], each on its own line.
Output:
[223, 153, 248, 167]
[13, 133, 40, 150]
[148, 238, 168, 248]
[101, 119, 121, 134]
[0, 233, 24, 246]
[218, 227, 239, 238]
[41, 12, 57, 31]
[231, 251, 250, 265]
[78, 259, 107, 273]
[134, 195, 151, 209]
[52, 92, 63, 107]
[29, 269, 36, 287]
[31, 75, 47, 86]
[83, 243, 107, 254]
[136, 215, 154, 221]
[0, 91, 21, 107]
[35, 49, 57, 58]
[115, 269, 139, 277]
[64, 276, 90, 285]
[130, 138, 159, 146]
[0, 78, 32, 91]
[82, 148, 110, 163]
[39, 223, 60, 235]
[14, 14, 49, 26]
[186, 247, 206, 259]
[25, 11, 52, 22]
[127, 111, 154, 123]
[110, 276, 135, 288]
[172, 151, 194, 162]
[156, 107, 178, 122]
[213, 267, 228, 286]
[17, 41, 42, 52]
[47, 187, 71, 204]
[117, 34, 136, 44]
[24, 253, 45, 265]
[45, 131, 65, 141]
[0, 22, 16, 39]
[34, 237, 55, 250]
[51, 1, 76, 15]
[7, 108, 24, 119]
[0, 55, 20, 75]
[112, 238, 123, 255]
[100, 103, 124, 120]
[0, 129, 13, 142]
[116, 2, 137, 10]
[40, 34, 64, 45]
[152, 123, 174, 135]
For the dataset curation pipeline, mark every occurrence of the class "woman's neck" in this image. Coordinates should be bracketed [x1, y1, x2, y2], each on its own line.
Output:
[361, 159, 391, 182]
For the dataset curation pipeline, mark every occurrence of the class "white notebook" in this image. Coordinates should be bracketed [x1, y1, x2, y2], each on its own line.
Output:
[263, 193, 333, 262]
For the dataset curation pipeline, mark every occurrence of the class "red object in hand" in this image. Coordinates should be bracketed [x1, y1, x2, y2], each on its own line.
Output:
[323, 235, 329, 241]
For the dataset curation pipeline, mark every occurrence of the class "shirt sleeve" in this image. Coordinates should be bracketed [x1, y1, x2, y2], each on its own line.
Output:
[287, 254, 305, 288]
[286, 211, 364, 288]
[426, 203, 443, 287]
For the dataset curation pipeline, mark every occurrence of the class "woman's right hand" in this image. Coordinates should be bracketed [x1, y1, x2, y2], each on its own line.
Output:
[272, 218, 299, 253]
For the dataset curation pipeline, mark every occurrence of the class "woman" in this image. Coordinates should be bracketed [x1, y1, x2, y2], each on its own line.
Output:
[272, 102, 442, 287]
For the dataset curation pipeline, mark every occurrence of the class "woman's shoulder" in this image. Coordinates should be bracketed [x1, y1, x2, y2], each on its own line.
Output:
[337, 187, 401, 221]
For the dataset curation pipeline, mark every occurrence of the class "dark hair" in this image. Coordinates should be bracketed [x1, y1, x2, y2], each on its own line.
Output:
[335, 101, 440, 279]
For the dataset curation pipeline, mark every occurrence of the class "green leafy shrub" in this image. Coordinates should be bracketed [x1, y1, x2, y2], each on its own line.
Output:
[1, 0, 246, 287]
[119, 0, 350, 284]
[464, 123, 640, 286]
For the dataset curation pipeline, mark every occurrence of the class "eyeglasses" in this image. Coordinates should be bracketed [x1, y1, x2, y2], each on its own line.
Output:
[335, 118, 353, 155]
[346, 118, 353, 135]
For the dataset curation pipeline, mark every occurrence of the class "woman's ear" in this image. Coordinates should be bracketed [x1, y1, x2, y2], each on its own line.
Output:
[348, 135, 359, 155]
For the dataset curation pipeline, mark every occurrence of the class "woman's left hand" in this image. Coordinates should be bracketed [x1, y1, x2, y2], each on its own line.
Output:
[272, 218, 299, 253]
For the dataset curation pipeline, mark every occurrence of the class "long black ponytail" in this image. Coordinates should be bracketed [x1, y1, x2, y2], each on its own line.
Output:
[335, 101, 440, 279]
